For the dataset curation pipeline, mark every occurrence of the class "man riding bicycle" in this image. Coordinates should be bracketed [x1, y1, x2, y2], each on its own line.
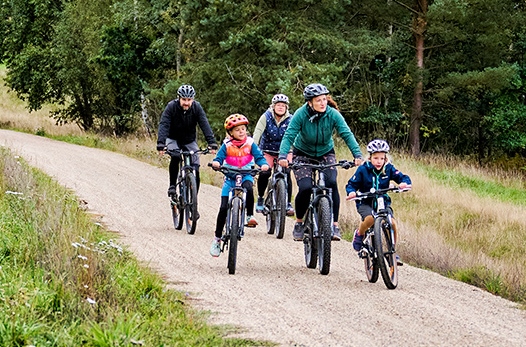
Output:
[157, 84, 218, 196]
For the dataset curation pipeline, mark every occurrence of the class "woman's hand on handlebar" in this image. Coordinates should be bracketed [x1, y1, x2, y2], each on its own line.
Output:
[398, 183, 411, 190]
[354, 157, 363, 166]
[278, 159, 289, 168]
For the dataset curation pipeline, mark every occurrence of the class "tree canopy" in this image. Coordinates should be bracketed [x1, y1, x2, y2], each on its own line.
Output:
[1, 0, 525, 162]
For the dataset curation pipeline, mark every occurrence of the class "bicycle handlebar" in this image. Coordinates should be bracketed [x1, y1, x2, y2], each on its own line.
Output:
[207, 163, 262, 176]
[166, 148, 210, 157]
[290, 159, 356, 171]
[349, 186, 411, 201]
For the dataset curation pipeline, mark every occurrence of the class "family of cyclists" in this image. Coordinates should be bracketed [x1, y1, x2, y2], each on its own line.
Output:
[156, 83, 412, 263]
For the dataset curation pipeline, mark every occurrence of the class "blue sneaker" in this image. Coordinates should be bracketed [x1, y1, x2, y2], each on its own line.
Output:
[352, 229, 363, 251]
[396, 254, 404, 266]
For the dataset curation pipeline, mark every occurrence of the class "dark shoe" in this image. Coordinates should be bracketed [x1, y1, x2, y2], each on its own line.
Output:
[396, 254, 404, 266]
[167, 185, 176, 197]
[352, 229, 363, 251]
[331, 226, 342, 241]
[293, 222, 304, 241]
[286, 202, 295, 216]
[255, 197, 264, 213]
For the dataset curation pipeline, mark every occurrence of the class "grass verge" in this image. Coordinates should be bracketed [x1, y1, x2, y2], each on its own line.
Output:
[0, 147, 269, 346]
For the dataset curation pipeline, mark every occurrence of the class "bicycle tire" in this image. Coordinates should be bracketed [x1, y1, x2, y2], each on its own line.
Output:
[275, 178, 287, 239]
[374, 217, 398, 289]
[317, 197, 332, 275]
[171, 193, 184, 230]
[184, 173, 198, 235]
[304, 211, 318, 269]
[363, 231, 379, 283]
[228, 198, 241, 275]
[265, 192, 276, 235]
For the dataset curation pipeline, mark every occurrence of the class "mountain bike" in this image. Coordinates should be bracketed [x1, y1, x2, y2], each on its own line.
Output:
[261, 150, 290, 239]
[291, 159, 354, 275]
[349, 186, 410, 289]
[167, 148, 209, 234]
[209, 164, 261, 275]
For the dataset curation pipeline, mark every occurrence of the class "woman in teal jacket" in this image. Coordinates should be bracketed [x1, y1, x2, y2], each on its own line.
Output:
[278, 83, 363, 241]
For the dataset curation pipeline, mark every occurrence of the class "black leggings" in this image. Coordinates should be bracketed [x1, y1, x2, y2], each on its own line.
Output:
[257, 169, 293, 201]
[215, 181, 254, 238]
[170, 158, 201, 192]
[294, 169, 340, 222]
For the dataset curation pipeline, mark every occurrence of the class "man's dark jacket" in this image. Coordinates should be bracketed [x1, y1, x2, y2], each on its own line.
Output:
[156, 99, 217, 150]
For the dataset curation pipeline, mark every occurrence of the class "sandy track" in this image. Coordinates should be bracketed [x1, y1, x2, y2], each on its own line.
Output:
[2, 129, 525, 347]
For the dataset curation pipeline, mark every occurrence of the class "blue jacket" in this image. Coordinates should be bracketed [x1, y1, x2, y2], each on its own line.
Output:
[345, 161, 412, 207]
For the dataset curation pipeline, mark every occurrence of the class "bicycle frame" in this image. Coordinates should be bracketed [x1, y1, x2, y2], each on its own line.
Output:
[262, 151, 289, 238]
[209, 164, 260, 275]
[291, 159, 353, 275]
[351, 186, 409, 289]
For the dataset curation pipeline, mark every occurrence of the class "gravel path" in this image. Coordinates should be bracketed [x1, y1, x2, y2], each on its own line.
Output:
[2, 129, 526, 347]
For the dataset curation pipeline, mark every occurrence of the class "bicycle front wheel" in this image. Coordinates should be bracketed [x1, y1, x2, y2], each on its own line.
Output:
[316, 197, 332, 275]
[274, 178, 287, 239]
[363, 231, 379, 283]
[184, 173, 198, 235]
[265, 192, 276, 235]
[374, 217, 398, 289]
[304, 211, 318, 269]
[228, 198, 241, 275]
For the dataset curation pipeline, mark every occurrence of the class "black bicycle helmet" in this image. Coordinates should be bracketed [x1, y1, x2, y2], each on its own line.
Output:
[271, 93, 289, 105]
[303, 83, 330, 101]
[367, 139, 390, 154]
[177, 84, 196, 98]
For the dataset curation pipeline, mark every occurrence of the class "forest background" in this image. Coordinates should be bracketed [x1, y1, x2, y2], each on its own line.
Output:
[1, 0, 526, 167]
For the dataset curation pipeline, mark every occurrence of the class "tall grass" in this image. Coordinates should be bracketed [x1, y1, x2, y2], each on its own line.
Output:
[0, 147, 266, 346]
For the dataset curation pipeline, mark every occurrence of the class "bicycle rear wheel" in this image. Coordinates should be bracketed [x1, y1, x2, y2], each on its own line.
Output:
[171, 193, 184, 230]
[274, 179, 287, 239]
[374, 217, 398, 289]
[184, 173, 198, 235]
[304, 211, 318, 269]
[316, 197, 332, 275]
[228, 198, 241, 275]
[363, 231, 379, 283]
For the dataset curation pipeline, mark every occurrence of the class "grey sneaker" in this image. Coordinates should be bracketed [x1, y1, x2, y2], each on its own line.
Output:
[293, 223, 304, 241]
[210, 238, 221, 257]
[255, 196, 264, 213]
[332, 226, 342, 241]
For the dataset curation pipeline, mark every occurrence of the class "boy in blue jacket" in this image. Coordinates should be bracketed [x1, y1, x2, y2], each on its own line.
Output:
[345, 139, 411, 264]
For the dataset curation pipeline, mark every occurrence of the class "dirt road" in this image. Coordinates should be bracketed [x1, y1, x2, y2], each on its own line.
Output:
[2, 129, 525, 347]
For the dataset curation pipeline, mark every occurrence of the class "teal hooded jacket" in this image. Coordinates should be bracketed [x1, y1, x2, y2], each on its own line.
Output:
[278, 103, 363, 159]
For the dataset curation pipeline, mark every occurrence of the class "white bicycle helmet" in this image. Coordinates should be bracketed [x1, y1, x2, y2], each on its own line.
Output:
[272, 93, 289, 105]
[367, 139, 390, 153]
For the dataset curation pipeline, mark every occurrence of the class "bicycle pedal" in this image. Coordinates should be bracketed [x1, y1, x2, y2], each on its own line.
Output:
[245, 224, 257, 228]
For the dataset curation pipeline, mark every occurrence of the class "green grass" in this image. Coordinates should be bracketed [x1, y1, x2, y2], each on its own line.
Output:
[0, 147, 267, 346]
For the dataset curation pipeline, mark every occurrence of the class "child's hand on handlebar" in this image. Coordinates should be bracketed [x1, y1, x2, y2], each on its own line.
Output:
[260, 164, 269, 172]
[346, 192, 357, 200]
[398, 183, 411, 190]
[212, 161, 221, 169]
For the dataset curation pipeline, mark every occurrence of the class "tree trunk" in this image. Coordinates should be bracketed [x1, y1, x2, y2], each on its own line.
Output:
[409, 0, 428, 157]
